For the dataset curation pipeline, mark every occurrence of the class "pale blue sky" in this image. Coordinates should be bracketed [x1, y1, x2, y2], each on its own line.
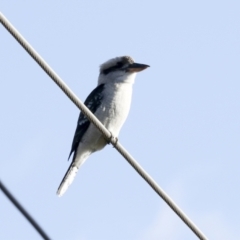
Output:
[1, 1, 240, 239]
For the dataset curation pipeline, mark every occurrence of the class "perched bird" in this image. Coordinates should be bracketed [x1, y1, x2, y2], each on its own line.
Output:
[57, 56, 149, 196]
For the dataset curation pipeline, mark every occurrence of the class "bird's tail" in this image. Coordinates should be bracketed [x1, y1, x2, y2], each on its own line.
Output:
[57, 163, 79, 197]
[57, 151, 90, 196]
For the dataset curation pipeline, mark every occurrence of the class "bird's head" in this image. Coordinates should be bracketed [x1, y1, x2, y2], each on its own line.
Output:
[98, 56, 149, 85]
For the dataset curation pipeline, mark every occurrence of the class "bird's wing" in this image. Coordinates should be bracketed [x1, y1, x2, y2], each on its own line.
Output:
[68, 83, 105, 160]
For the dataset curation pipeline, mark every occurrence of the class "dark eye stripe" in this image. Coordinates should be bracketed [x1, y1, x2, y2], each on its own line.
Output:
[102, 61, 124, 75]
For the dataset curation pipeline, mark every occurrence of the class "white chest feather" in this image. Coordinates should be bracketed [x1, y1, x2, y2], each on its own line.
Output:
[96, 82, 133, 135]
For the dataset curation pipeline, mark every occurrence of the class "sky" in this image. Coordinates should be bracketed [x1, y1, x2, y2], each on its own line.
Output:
[0, 1, 240, 239]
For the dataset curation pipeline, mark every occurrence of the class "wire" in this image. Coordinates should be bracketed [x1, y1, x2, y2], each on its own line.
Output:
[0, 12, 208, 240]
[0, 180, 51, 240]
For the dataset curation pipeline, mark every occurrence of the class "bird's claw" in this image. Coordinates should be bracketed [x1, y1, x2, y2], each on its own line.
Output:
[108, 132, 118, 147]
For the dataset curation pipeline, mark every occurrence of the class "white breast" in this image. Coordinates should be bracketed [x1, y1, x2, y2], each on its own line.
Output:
[97, 82, 133, 136]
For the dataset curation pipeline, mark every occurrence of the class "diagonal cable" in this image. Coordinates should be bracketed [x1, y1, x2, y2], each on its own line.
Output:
[0, 180, 51, 240]
[0, 12, 207, 240]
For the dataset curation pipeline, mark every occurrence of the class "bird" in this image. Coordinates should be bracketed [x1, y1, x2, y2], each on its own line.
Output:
[57, 56, 149, 196]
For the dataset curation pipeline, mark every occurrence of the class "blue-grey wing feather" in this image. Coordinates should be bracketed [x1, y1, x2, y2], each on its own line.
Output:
[68, 84, 105, 160]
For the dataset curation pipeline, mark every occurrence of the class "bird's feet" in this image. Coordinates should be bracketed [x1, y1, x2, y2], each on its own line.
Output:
[108, 132, 118, 147]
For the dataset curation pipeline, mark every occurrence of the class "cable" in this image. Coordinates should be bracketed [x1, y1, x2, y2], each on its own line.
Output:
[0, 12, 208, 240]
[0, 180, 51, 240]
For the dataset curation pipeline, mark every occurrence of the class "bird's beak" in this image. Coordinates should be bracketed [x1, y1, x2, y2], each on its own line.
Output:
[127, 63, 150, 72]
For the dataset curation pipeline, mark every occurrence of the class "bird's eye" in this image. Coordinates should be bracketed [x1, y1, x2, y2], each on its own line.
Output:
[102, 62, 124, 75]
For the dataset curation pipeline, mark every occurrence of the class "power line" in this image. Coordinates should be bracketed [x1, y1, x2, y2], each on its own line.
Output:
[0, 12, 208, 240]
[0, 180, 51, 240]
